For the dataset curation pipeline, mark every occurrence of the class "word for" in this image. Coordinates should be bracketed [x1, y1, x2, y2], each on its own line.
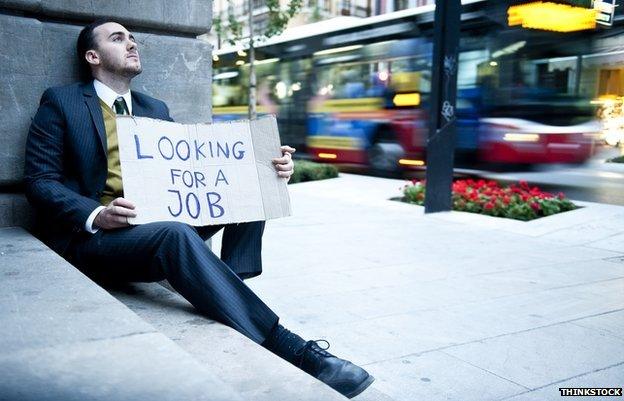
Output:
[169, 168, 229, 188]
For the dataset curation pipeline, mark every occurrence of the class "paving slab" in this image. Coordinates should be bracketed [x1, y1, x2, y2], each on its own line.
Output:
[501, 362, 624, 401]
[535, 214, 624, 247]
[588, 231, 624, 253]
[369, 351, 527, 401]
[570, 309, 624, 341]
[443, 322, 624, 390]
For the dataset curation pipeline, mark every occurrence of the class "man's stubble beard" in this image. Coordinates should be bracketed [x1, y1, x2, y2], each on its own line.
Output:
[101, 56, 143, 80]
[116, 64, 142, 80]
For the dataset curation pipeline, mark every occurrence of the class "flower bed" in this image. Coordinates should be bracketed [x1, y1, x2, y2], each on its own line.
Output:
[402, 179, 577, 221]
[607, 155, 624, 163]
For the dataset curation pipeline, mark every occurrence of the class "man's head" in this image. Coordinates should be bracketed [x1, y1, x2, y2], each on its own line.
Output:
[77, 20, 142, 82]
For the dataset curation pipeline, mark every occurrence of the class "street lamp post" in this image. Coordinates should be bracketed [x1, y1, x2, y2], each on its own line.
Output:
[248, 0, 257, 120]
[424, 0, 461, 213]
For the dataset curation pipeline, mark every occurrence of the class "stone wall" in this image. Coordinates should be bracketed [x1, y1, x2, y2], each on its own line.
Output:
[0, 1, 213, 228]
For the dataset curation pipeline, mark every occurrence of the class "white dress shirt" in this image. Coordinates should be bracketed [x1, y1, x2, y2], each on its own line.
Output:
[84, 79, 133, 233]
[93, 78, 133, 115]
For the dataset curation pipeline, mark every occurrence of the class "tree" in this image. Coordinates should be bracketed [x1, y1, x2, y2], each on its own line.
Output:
[213, 0, 303, 119]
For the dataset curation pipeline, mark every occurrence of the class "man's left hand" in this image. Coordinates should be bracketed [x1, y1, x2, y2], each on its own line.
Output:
[273, 145, 296, 182]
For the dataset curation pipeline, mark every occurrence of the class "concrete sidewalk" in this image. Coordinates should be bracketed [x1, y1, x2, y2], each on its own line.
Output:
[213, 173, 624, 401]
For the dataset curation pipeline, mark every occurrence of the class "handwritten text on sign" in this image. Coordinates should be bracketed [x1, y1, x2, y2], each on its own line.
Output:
[116, 116, 291, 226]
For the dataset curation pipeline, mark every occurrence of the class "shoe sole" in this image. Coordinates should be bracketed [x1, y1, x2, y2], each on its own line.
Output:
[345, 374, 375, 399]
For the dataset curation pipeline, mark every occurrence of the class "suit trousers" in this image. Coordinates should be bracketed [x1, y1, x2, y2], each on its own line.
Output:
[67, 221, 279, 344]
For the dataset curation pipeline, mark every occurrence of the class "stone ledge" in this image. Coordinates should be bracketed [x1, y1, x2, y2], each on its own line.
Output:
[0, 193, 33, 229]
[0, 227, 241, 401]
[0, 0, 212, 35]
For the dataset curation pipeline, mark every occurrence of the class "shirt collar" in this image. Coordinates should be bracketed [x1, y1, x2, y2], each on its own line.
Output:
[93, 79, 133, 115]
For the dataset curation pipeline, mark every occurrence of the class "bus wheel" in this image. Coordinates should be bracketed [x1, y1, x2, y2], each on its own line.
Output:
[367, 142, 404, 176]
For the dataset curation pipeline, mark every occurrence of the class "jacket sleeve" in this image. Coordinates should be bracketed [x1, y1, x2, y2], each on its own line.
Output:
[23, 88, 102, 232]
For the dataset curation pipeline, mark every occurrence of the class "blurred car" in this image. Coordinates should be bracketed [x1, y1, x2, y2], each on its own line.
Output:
[478, 117, 600, 164]
[456, 89, 601, 165]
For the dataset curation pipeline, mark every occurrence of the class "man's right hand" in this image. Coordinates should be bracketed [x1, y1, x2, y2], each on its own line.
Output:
[94, 197, 137, 230]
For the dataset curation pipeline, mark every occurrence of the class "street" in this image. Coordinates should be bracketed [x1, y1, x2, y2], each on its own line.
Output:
[382, 146, 624, 206]
[457, 146, 624, 206]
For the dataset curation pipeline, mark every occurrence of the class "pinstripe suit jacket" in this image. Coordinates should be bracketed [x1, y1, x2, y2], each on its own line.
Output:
[24, 81, 173, 255]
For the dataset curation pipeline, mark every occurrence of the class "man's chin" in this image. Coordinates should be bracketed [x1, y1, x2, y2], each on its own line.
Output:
[124, 66, 143, 78]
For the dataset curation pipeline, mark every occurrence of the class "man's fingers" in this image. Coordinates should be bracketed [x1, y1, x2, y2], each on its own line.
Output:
[111, 197, 136, 209]
[94, 201, 135, 230]
[274, 163, 293, 171]
[280, 145, 296, 154]
[110, 205, 137, 218]
[272, 154, 291, 164]
[113, 215, 130, 225]
[277, 171, 292, 178]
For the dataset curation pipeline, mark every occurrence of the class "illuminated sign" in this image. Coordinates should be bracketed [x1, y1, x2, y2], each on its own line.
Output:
[594, 0, 618, 26]
[393, 93, 421, 107]
[508, 2, 597, 32]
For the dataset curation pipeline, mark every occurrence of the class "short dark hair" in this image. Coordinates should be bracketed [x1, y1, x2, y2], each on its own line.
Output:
[76, 19, 117, 81]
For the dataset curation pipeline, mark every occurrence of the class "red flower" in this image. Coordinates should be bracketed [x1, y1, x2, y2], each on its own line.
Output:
[530, 202, 540, 212]
[484, 202, 495, 210]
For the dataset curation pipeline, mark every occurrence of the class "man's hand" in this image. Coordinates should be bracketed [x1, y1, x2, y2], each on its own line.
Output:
[273, 145, 296, 182]
[94, 197, 137, 230]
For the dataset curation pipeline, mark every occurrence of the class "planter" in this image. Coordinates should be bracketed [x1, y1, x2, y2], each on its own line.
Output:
[401, 179, 577, 221]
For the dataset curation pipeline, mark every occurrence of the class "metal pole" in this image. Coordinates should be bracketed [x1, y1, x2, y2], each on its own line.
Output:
[248, 0, 257, 120]
[424, 0, 461, 213]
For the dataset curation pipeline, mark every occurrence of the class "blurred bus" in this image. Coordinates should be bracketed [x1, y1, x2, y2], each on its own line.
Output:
[212, 1, 611, 172]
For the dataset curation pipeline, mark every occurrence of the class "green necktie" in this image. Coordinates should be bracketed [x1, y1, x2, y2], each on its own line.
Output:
[113, 96, 129, 115]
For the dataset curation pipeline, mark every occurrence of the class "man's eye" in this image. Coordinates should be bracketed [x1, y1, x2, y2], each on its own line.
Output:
[113, 37, 121, 42]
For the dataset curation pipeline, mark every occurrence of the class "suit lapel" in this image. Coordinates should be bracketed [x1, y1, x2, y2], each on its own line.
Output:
[131, 92, 149, 117]
[82, 82, 107, 156]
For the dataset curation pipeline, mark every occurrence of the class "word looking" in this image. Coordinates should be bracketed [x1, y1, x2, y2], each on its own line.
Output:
[134, 135, 246, 162]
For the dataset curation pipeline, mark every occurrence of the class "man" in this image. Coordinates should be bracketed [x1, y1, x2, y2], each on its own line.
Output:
[24, 19, 374, 398]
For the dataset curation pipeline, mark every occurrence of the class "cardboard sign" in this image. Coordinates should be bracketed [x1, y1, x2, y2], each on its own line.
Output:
[116, 115, 291, 226]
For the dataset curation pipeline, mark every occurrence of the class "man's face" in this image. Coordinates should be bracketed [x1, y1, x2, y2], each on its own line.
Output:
[89, 22, 142, 78]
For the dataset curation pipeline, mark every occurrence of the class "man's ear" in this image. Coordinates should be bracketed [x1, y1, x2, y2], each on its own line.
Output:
[85, 49, 100, 67]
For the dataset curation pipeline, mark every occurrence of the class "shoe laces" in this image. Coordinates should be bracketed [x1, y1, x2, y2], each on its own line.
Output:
[295, 339, 332, 364]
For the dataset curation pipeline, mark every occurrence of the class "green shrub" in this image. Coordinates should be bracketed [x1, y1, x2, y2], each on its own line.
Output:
[607, 155, 624, 163]
[289, 160, 339, 184]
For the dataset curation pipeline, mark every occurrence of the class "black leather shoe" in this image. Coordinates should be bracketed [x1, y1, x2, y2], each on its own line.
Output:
[297, 340, 374, 398]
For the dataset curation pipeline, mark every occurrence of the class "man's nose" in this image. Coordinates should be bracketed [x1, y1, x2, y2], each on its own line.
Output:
[127, 40, 137, 51]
